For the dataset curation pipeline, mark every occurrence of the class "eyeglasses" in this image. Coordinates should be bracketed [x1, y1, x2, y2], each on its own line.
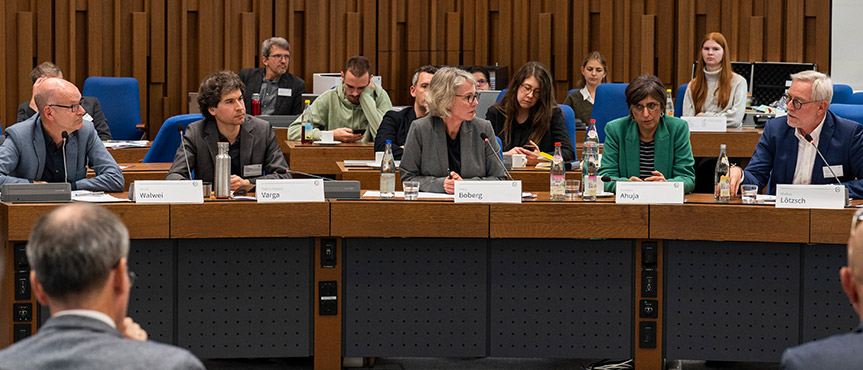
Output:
[455, 93, 478, 104]
[783, 93, 818, 110]
[49, 100, 84, 112]
[475, 79, 489, 86]
[519, 84, 541, 97]
[267, 54, 291, 60]
[631, 102, 662, 113]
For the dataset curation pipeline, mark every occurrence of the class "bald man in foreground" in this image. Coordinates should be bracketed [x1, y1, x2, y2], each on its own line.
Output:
[780, 211, 863, 369]
[0, 77, 123, 191]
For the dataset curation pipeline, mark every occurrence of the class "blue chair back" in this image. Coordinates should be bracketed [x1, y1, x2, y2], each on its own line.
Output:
[848, 92, 863, 105]
[494, 89, 508, 103]
[829, 104, 863, 126]
[589, 83, 629, 142]
[557, 104, 577, 160]
[833, 84, 854, 105]
[495, 136, 503, 158]
[675, 84, 688, 117]
[142, 114, 204, 163]
[82, 77, 145, 140]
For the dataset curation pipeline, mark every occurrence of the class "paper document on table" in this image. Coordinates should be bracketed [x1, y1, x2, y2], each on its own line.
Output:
[362, 190, 454, 199]
[103, 140, 148, 149]
[71, 191, 130, 203]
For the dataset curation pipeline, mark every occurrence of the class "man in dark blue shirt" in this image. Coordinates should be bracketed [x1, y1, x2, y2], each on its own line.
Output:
[375, 65, 437, 159]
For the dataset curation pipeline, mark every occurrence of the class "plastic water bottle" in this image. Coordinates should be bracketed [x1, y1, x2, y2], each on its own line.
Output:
[301, 100, 314, 144]
[582, 120, 600, 201]
[380, 140, 396, 199]
[214, 142, 230, 199]
[251, 93, 261, 116]
[714, 144, 730, 202]
[550, 142, 565, 201]
[665, 89, 674, 116]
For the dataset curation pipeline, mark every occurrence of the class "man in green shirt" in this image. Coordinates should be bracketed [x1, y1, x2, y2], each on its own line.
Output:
[288, 56, 392, 143]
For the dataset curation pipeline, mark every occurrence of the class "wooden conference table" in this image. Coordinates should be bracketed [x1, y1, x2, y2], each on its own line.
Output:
[106, 142, 151, 163]
[2, 193, 854, 370]
[87, 162, 172, 191]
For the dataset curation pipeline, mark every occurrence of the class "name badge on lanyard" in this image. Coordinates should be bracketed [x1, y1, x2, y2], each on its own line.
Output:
[244, 164, 263, 177]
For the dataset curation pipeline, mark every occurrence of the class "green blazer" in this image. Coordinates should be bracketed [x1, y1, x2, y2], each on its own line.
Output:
[598, 115, 695, 193]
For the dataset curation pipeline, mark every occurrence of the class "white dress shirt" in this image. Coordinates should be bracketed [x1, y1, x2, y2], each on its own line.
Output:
[791, 115, 827, 185]
[579, 87, 594, 104]
[53, 309, 117, 329]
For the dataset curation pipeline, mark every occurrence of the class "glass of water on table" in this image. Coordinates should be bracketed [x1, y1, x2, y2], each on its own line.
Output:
[741, 184, 758, 204]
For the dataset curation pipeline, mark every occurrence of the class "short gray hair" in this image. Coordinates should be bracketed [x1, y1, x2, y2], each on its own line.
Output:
[424, 67, 476, 118]
[791, 70, 833, 104]
[411, 65, 438, 86]
[262, 37, 291, 58]
[27, 204, 130, 302]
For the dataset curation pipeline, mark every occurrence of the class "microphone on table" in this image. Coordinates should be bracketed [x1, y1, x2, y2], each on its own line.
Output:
[805, 133, 849, 205]
[177, 124, 192, 180]
[479, 132, 514, 181]
[601, 175, 613, 183]
[61, 131, 69, 184]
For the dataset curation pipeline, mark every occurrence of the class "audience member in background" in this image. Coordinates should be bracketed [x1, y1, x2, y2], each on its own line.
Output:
[288, 55, 392, 143]
[375, 65, 437, 159]
[682, 32, 747, 128]
[598, 75, 696, 193]
[729, 70, 863, 198]
[563, 51, 608, 124]
[17, 62, 112, 140]
[166, 70, 290, 190]
[399, 67, 505, 194]
[238, 37, 306, 116]
[781, 209, 863, 369]
[468, 66, 491, 91]
[0, 78, 123, 191]
[0, 203, 205, 369]
[486, 61, 574, 164]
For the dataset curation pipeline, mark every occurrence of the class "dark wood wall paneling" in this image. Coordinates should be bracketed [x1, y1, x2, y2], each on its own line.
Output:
[1, 0, 831, 140]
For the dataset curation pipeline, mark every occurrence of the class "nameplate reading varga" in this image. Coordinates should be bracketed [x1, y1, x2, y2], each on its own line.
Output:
[256, 179, 325, 203]
[134, 180, 203, 204]
[615, 181, 684, 204]
[776, 184, 846, 209]
[453, 180, 522, 203]
[682, 116, 726, 132]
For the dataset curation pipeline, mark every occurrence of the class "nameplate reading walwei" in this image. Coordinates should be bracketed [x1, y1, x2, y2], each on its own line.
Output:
[133, 180, 203, 204]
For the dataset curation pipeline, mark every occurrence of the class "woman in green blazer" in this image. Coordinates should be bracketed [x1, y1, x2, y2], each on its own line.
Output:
[598, 75, 696, 193]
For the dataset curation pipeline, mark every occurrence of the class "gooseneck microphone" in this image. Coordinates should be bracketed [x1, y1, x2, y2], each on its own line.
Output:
[804, 134, 843, 185]
[479, 132, 514, 181]
[61, 131, 69, 184]
[177, 124, 192, 180]
[601, 175, 613, 183]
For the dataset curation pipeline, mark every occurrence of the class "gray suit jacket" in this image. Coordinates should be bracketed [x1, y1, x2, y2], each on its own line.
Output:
[0, 114, 123, 191]
[166, 115, 290, 183]
[17, 96, 113, 140]
[0, 314, 204, 370]
[780, 324, 863, 370]
[399, 115, 506, 193]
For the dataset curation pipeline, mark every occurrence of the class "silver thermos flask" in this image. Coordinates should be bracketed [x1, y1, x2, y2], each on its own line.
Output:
[214, 142, 230, 198]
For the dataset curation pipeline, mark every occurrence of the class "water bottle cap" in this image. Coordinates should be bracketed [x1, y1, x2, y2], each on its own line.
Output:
[386, 140, 392, 145]
[590, 119, 596, 123]
[554, 142, 561, 146]
[304, 99, 311, 103]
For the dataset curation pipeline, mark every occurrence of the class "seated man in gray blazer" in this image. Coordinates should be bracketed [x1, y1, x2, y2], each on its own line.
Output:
[0, 78, 123, 191]
[399, 67, 505, 194]
[0, 203, 204, 369]
[781, 211, 863, 369]
[166, 70, 290, 189]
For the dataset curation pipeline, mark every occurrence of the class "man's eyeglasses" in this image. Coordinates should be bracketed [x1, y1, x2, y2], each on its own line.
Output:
[783, 93, 819, 110]
[631, 102, 662, 113]
[49, 100, 84, 112]
[455, 93, 478, 104]
[519, 84, 541, 97]
[267, 54, 291, 60]
[476, 79, 489, 86]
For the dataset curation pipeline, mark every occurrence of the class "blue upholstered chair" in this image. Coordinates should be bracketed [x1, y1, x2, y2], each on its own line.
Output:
[558, 104, 578, 159]
[848, 92, 863, 105]
[495, 136, 503, 158]
[142, 114, 204, 163]
[494, 89, 507, 103]
[829, 104, 863, 126]
[589, 83, 629, 142]
[82, 77, 145, 140]
[832, 84, 854, 105]
[675, 84, 688, 118]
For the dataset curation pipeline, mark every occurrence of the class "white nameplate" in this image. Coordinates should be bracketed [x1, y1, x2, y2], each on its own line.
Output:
[454, 180, 522, 203]
[776, 184, 847, 209]
[255, 179, 325, 203]
[133, 180, 203, 204]
[615, 181, 685, 204]
[682, 116, 726, 132]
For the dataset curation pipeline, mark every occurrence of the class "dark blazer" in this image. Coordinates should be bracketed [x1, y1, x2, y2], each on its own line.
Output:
[238, 68, 306, 115]
[399, 115, 506, 193]
[375, 106, 418, 159]
[598, 115, 696, 193]
[742, 110, 863, 198]
[165, 115, 290, 183]
[0, 314, 204, 370]
[780, 324, 863, 370]
[17, 96, 113, 140]
[0, 114, 123, 191]
[485, 105, 576, 161]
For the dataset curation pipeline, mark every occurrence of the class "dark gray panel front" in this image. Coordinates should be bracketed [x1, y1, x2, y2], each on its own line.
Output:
[127, 239, 174, 345]
[802, 244, 858, 342]
[344, 238, 487, 357]
[665, 241, 799, 362]
[490, 239, 633, 358]
[177, 238, 312, 358]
